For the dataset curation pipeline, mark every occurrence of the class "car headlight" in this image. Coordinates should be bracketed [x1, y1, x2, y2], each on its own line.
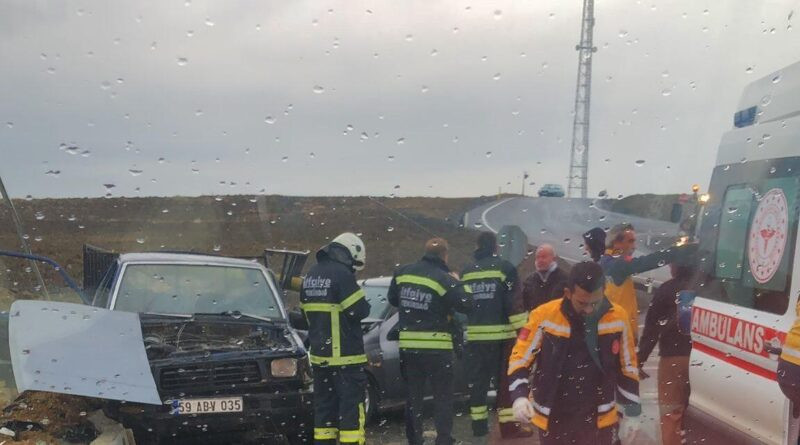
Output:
[271, 358, 298, 378]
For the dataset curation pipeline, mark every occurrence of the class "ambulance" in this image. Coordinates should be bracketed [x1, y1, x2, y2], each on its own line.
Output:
[687, 60, 800, 444]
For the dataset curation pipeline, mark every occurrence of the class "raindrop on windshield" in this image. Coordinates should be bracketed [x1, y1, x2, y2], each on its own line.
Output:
[618, 30, 629, 38]
[136, 238, 145, 244]
[745, 66, 754, 74]
[204, 18, 215, 27]
[213, 245, 221, 252]
[396, 138, 405, 145]
[772, 74, 782, 84]
[34, 211, 45, 221]
[405, 34, 414, 42]
[313, 85, 325, 94]
[176, 57, 188, 66]
[492, 73, 501, 81]
[661, 88, 672, 97]
[265, 116, 276, 124]
[635, 160, 646, 167]
[128, 169, 143, 177]
[485, 151, 493, 158]
[281, 156, 289, 162]
[387, 226, 395, 232]
[493, 10, 502, 19]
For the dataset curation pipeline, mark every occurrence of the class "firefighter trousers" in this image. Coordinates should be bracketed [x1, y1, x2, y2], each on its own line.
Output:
[312, 365, 366, 445]
[400, 351, 455, 445]
[465, 340, 529, 438]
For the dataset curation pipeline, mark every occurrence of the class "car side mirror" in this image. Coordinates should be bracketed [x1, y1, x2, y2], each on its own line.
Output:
[288, 310, 308, 330]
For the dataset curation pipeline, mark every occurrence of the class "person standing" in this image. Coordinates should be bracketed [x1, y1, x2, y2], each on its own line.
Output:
[583, 227, 607, 262]
[600, 223, 697, 337]
[461, 232, 531, 438]
[300, 233, 371, 445]
[508, 261, 648, 445]
[638, 260, 695, 445]
[521, 244, 568, 311]
[388, 238, 473, 445]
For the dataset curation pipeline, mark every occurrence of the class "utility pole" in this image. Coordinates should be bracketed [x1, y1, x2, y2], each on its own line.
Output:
[521, 171, 529, 196]
[0, 175, 49, 299]
[567, 0, 597, 199]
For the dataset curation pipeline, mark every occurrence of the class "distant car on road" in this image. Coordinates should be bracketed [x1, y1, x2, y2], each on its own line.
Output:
[360, 277, 470, 423]
[538, 183, 565, 197]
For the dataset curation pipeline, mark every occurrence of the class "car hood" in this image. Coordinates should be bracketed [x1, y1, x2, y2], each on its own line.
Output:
[9, 300, 162, 405]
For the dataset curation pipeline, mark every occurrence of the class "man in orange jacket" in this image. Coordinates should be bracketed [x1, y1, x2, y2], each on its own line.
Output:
[508, 261, 648, 444]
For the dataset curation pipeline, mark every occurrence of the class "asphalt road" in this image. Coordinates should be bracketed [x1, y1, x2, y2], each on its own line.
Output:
[464, 196, 680, 283]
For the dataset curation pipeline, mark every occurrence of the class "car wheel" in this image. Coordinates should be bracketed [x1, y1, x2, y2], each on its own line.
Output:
[364, 377, 379, 425]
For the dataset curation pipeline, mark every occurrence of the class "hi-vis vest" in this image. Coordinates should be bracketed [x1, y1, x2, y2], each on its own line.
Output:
[461, 256, 527, 341]
[507, 298, 640, 431]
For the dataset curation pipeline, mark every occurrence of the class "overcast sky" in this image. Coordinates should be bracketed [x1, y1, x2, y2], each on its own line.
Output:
[1, 0, 799, 199]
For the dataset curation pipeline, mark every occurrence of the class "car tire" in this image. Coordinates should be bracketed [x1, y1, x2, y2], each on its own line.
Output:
[364, 376, 379, 425]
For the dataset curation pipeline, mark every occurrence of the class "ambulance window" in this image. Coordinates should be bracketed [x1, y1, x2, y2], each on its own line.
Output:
[705, 178, 799, 315]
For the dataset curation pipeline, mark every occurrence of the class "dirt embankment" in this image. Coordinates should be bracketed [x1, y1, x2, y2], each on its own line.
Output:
[0, 195, 498, 310]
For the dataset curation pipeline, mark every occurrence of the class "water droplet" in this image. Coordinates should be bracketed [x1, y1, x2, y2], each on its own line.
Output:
[387, 155, 395, 162]
[492, 73, 501, 81]
[34, 211, 45, 221]
[136, 238, 145, 244]
[745, 66, 754, 74]
[761, 95, 772, 106]
[103, 183, 116, 191]
[661, 88, 672, 97]
[430, 49, 438, 56]
[618, 30, 629, 38]
[485, 151, 493, 158]
[313, 85, 325, 94]
[281, 156, 289, 162]
[493, 10, 502, 19]
[405, 34, 414, 42]
[635, 159, 646, 167]
[265, 116, 276, 124]
[205, 18, 215, 27]
[176, 57, 188, 66]
[100, 81, 111, 91]
[213, 245, 221, 252]
[128, 169, 143, 177]
[387, 226, 395, 232]
[420, 85, 429, 93]
[360, 132, 369, 140]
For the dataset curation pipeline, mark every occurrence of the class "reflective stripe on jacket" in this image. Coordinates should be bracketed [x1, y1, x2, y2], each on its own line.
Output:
[507, 298, 640, 431]
[388, 254, 473, 352]
[461, 252, 527, 342]
[300, 254, 370, 366]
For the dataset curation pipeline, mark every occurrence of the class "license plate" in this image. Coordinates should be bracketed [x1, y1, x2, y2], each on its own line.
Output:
[175, 397, 243, 414]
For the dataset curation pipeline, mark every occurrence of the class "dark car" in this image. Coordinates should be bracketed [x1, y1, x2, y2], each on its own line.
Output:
[538, 183, 565, 197]
[88, 252, 313, 444]
[360, 277, 471, 423]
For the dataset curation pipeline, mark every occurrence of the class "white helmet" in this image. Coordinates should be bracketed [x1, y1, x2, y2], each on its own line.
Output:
[332, 232, 366, 271]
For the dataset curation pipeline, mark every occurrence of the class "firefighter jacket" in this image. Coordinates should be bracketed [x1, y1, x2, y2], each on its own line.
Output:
[599, 244, 695, 334]
[461, 249, 528, 342]
[388, 253, 473, 352]
[300, 247, 370, 367]
[507, 297, 640, 431]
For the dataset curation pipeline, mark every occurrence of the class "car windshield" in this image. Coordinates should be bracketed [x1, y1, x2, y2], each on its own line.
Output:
[114, 264, 282, 319]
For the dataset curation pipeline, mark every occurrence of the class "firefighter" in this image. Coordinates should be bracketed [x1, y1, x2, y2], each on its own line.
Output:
[388, 238, 473, 445]
[461, 232, 531, 438]
[300, 233, 371, 445]
[508, 261, 648, 445]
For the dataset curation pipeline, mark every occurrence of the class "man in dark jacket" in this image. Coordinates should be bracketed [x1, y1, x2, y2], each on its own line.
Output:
[522, 244, 568, 311]
[638, 260, 695, 445]
[509, 261, 648, 445]
[301, 233, 371, 445]
[388, 238, 473, 445]
[461, 232, 530, 438]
